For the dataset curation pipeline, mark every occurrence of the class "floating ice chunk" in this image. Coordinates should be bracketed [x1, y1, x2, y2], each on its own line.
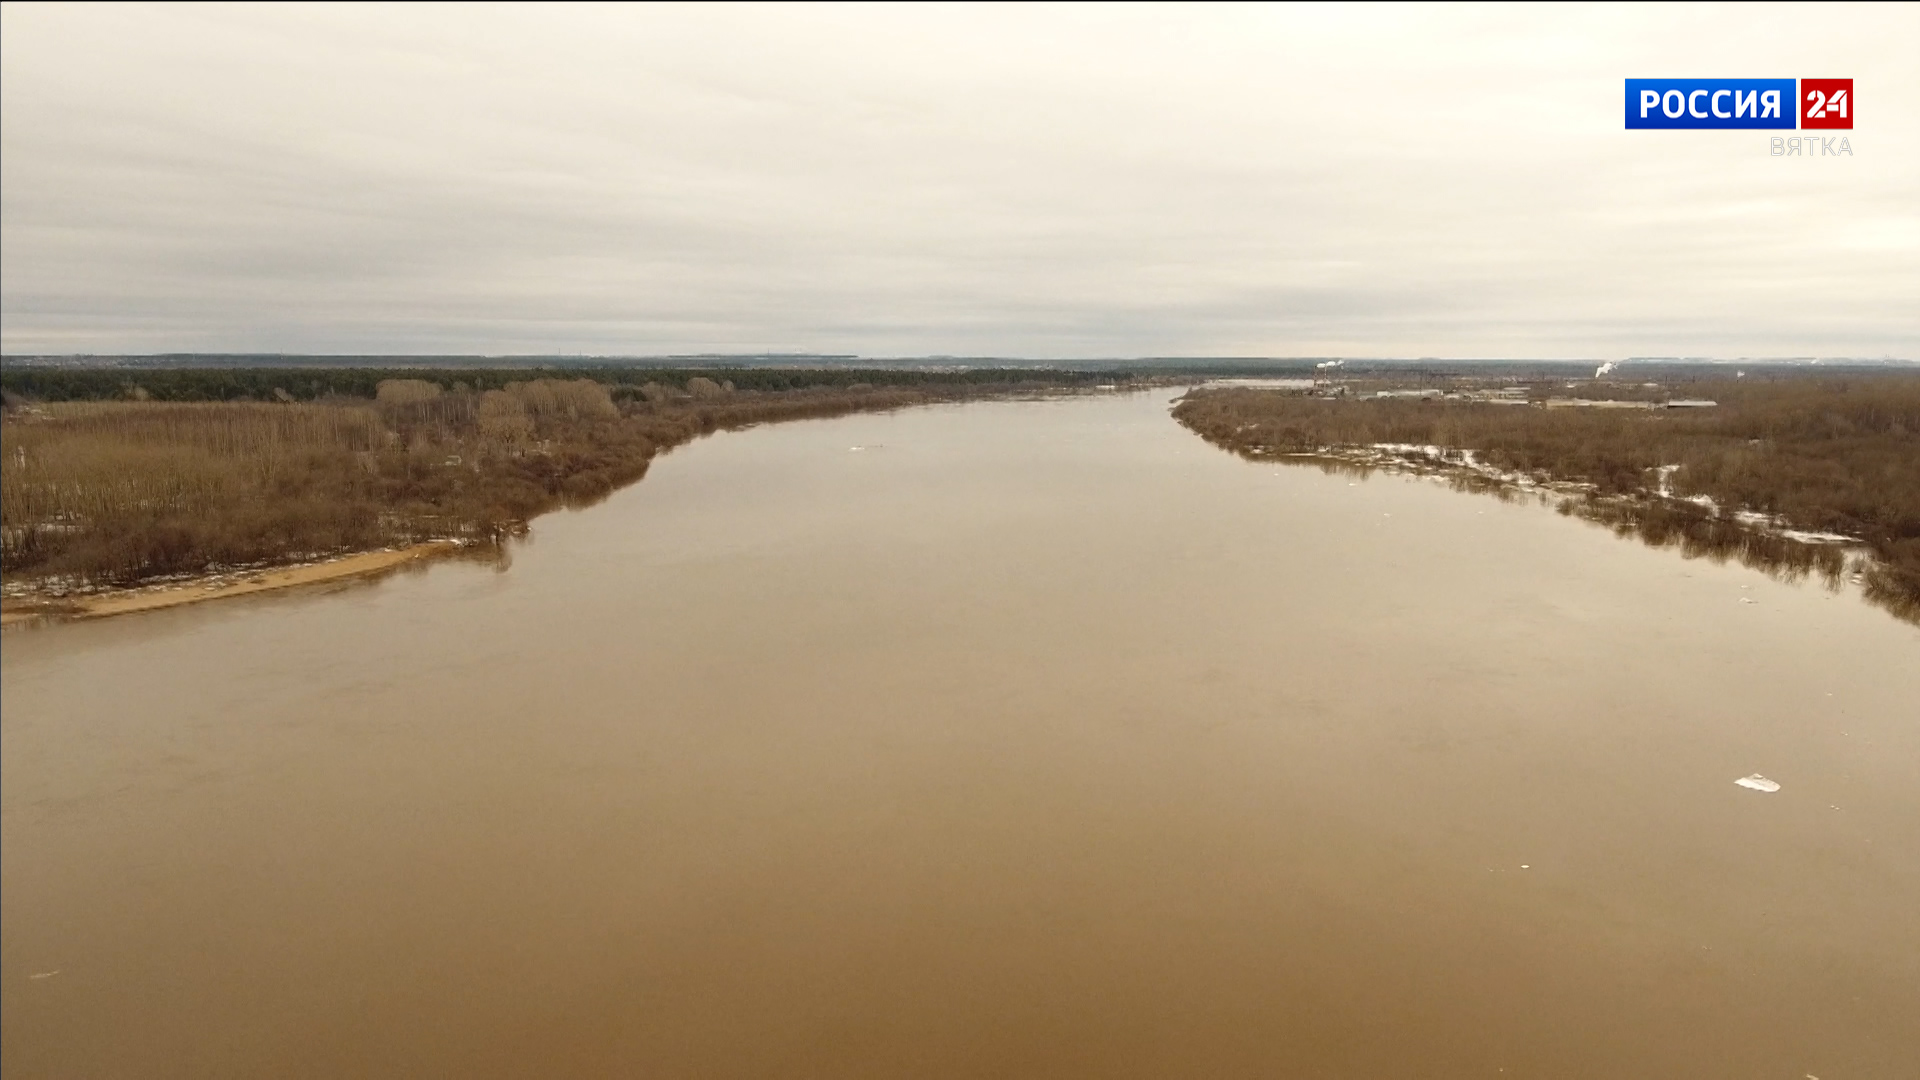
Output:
[1734, 774, 1780, 793]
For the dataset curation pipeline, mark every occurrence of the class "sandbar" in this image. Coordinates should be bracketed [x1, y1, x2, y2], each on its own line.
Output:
[1, 541, 461, 627]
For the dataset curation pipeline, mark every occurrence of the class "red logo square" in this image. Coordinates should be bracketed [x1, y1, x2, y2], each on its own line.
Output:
[1801, 78, 1853, 129]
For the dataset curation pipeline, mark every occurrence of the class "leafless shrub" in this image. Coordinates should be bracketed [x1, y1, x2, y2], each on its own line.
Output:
[477, 390, 532, 442]
[375, 379, 443, 407]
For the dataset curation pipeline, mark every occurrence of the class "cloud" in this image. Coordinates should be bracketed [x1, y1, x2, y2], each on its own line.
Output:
[2, 4, 1915, 357]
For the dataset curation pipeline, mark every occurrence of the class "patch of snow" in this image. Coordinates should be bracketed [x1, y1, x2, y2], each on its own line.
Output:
[1734, 774, 1780, 793]
[1781, 529, 1858, 544]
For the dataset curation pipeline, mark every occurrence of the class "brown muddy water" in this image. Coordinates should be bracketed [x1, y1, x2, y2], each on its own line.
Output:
[3, 391, 1917, 1078]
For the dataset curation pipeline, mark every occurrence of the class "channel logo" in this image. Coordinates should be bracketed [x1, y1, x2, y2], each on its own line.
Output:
[1798, 78, 1853, 129]
[1625, 79, 1852, 130]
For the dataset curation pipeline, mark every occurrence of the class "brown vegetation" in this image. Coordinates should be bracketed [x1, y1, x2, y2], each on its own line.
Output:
[0, 377, 1037, 594]
[1173, 375, 1920, 624]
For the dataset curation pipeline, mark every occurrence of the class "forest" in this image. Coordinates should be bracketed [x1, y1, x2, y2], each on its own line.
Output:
[1173, 374, 1920, 624]
[0, 364, 1122, 403]
[2, 372, 1114, 595]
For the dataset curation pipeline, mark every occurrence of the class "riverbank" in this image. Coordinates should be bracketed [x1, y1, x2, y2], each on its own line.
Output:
[2, 376, 1156, 624]
[1273, 441, 1867, 591]
[0, 540, 463, 627]
[1173, 374, 1920, 624]
[1, 376, 1132, 613]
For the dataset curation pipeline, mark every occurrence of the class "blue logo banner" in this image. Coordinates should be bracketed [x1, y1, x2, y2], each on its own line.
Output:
[1625, 79, 1796, 129]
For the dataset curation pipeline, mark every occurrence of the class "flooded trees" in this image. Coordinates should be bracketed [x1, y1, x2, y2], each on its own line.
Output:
[1173, 374, 1920, 624]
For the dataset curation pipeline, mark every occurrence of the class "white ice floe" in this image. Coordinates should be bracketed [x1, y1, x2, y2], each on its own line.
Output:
[1780, 529, 1859, 544]
[1734, 774, 1781, 793]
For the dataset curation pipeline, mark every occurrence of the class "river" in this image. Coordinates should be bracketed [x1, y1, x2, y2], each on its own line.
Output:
[4, 390, 1917, 1077]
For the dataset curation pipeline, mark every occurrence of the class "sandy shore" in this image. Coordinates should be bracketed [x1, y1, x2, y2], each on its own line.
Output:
[1, 541, 463, 627]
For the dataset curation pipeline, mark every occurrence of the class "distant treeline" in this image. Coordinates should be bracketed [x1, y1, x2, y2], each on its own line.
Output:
[1174, 375, 1920, 624]
[0, 365, 1130, 404]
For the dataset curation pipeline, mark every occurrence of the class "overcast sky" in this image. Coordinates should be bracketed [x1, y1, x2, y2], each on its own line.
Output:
[2, 3, 1915, 359]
